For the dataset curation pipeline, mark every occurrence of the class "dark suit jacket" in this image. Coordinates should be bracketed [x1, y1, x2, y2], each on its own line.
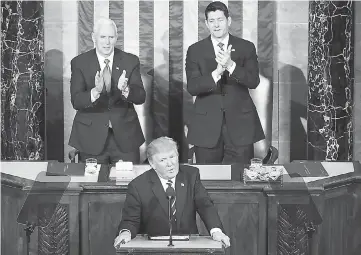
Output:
[118, 165, 223, 238]
[185, 34, 265, 148]
[69, 48, 145, 155]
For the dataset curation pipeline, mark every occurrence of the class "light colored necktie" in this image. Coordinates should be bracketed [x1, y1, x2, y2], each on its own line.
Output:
[103, 59, 111, 93]
[166, 180, 176, 219]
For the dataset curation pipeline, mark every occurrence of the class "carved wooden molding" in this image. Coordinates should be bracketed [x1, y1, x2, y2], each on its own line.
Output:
[278, 205, 309, 255]
[38, 204, 69, 255]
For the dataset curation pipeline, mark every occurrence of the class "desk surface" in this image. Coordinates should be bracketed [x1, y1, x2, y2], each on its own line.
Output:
[1, 161, 360, 191]
[117, 235, 223, 253]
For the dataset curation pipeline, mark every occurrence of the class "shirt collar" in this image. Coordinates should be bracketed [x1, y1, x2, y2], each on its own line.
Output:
[95, 49, 114, 65]
[211, 33, 229, 50]
[156, 173, 176, 186]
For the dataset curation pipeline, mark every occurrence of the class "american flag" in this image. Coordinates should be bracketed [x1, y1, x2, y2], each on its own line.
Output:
[51, 0, 274, 162]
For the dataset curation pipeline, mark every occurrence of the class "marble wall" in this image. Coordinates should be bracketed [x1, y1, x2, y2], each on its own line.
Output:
[353, 1, 361, 161]
[1, 1, 45, 160]
[307, 1, 354, 161]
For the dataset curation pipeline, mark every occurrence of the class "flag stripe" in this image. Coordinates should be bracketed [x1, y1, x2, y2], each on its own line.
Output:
[139, 0, 154, 73]
[94, 0, 109, 21]
[229, 0, 243, 38]
[124, 0, 139, 56]
[138, 1, 154, 162]
[63, 0, 78, 161]
[78, 1, 94, 54]
[183, 0, 199, 130]
[258, 1, 274, 79]
[169, 1, 184, 160]
[109, 0, 124, 50]
[198, 1, 211, 40]
[242, 0, 258, 47]
[153, 0, 169, 136]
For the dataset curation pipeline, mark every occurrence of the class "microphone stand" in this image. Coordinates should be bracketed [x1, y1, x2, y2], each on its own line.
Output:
[167, 196, 174, 247]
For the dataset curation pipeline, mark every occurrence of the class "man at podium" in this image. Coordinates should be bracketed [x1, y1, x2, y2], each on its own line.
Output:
[114, 137, 230, 248]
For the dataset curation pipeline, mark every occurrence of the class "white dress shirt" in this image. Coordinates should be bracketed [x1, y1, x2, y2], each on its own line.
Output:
[91, 50, 114, 102]
[210, 33, 236, 84]
[156, 174, 222, 237]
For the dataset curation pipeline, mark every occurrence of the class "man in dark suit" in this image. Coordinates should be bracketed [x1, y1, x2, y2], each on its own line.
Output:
[114, 136, 230, 248]
[186, 1, 265, 164]
[69, 18, 145, 164]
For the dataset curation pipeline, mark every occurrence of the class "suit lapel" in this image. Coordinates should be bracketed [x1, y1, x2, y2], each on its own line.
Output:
[111, 48, 124, 90]
[175, 169, 187, 229]
[90, 49, 101, 77]
[149, 169, 169, 217]
[204, 36, 218, 72]
[228, 34, 237, 60]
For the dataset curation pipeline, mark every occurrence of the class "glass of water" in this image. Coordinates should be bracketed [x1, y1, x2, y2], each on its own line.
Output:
[85, 158, 97, 174]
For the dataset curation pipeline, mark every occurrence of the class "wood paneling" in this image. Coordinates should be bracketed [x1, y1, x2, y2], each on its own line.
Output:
[318, 183, 361, 255]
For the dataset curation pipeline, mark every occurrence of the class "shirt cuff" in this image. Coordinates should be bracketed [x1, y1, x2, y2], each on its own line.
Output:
[226, 61, 236, 75]
[119, 229, 131, 235]
[210, 228, 223, 237]
[91, 88, 100, 102]
[211, 70, 222, 84]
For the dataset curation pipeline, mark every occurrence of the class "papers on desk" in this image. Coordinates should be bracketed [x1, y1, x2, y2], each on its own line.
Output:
[148, 235, 190, 241]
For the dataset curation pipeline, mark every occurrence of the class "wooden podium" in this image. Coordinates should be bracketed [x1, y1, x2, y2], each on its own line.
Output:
[116, 235, 225, 254]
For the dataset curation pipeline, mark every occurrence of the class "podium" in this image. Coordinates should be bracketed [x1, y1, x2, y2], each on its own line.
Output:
[116, 235, 225, 254]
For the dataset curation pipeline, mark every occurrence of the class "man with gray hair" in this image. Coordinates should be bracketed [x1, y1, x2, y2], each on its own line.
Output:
[114, 136, 230, 248]
[69, 17, 145, 164]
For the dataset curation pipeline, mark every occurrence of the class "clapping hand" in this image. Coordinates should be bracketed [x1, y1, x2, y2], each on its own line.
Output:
[94, 71, 104, 93]
[215, 44, 233, 69]
[117, 70, 129, 92]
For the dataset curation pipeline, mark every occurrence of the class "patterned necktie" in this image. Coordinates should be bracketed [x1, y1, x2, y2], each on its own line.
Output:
[217, 42, 224, 51]
[103, 59, 111, 93]
[217, 42, 227, 84]
[166, 180, 176, 220]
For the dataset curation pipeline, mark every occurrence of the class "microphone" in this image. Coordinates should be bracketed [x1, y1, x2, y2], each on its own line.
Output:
[165, 186, 176, 247]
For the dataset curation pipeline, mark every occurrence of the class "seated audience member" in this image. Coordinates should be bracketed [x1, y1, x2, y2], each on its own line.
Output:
[114, 137, 230, 248]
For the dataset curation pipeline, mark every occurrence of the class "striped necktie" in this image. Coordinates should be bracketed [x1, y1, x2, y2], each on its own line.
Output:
[217, 42, 228, 84]
[166, 180, 176, 220]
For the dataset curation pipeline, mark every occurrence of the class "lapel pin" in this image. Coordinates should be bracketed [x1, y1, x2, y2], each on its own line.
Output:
[116, 67, 119, 70]
[181, 183, 184, 187]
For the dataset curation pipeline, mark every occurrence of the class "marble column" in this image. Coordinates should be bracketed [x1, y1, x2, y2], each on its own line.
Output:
[307, 1, 354, 160]
[1, 1, 44, 160]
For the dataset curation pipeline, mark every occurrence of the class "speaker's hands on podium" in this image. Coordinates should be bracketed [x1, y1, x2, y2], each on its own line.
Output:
[211, 231, 231, 248]
[114, 230, 131, 249]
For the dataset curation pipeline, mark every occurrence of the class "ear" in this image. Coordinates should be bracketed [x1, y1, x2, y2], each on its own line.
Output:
[205, 19, 210, 30]
[227, 17, 232, 27]
[148, 157, 155, 169]
[91, 32, 96, 43]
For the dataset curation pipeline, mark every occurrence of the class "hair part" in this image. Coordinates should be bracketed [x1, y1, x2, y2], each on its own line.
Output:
[147, 137, 179, 161]
[205, 1, 229, 20]
[93, 17, 118, 35]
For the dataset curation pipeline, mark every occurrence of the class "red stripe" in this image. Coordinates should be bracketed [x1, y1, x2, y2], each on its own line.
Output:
[78, 1, 94, 54]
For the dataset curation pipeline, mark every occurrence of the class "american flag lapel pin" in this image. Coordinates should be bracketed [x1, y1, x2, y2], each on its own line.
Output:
[181, 183, 184, 187]
[116, 66, 120, 70]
